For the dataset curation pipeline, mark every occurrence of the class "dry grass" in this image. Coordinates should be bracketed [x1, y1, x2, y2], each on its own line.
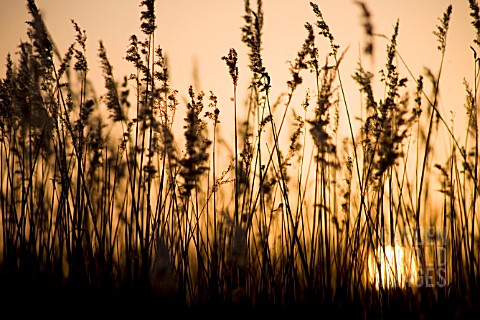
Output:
[0, 0, 479, 318]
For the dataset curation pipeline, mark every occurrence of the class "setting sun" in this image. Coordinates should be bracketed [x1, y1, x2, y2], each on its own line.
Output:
[368, 244, 418, 289]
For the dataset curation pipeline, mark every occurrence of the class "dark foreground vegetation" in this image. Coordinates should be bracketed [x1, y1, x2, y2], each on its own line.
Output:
[1, 0, 480, 318]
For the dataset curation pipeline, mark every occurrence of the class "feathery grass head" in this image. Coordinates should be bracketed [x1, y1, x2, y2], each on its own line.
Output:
[310, 2, 339, 56]
[71, 20, 88, 72]
[179, 86, 212, 196]
[126, 35, 146, 72]
[154, 46, 169, 90]
[205, 91, 220, 126]
[385, 20, 399, 81]
[222, 48, 239, 86]
[26, 0, 54, 78]
[99, 41, 125, 122]
[140, 0, 156, 35]
[308, 57, 340, 165]
[15, 42, 51, 130]
[242, 0, 269, 90]
[57, 43, 75, 81]
[354, 20, 416, 179]
[285, 112, 304, 165]
[409, 74, 424, 126]
[352, 64, 377, 112]
[0, 55, 14, 135]
[355, 1, 374, 56]
[159, 121, 178, 168]
[469, 0, 480, 46]
[287, 22, 316, 92]
[464, 79, 476, 135]
[433, 5, 453, 52]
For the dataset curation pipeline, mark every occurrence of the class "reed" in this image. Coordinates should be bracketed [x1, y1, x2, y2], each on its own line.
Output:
[0, 0, 479, 318]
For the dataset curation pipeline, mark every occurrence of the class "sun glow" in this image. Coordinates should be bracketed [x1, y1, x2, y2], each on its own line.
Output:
[368, 244, 418, 289]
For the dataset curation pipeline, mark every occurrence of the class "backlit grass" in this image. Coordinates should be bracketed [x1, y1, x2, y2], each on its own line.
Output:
[0, 0, 479, 318]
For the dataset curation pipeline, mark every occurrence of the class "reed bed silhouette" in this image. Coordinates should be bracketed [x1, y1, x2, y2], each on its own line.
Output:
[0, 0, 479, 318]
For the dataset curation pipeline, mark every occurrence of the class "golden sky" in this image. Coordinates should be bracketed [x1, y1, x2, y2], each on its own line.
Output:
[0, 0, 475, 147]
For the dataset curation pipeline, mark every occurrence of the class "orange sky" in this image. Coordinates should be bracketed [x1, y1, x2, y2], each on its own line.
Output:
[0, 0, 476, 149]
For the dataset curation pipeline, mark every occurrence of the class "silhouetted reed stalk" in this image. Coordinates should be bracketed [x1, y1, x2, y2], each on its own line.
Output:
[1, 0, 480, 317]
